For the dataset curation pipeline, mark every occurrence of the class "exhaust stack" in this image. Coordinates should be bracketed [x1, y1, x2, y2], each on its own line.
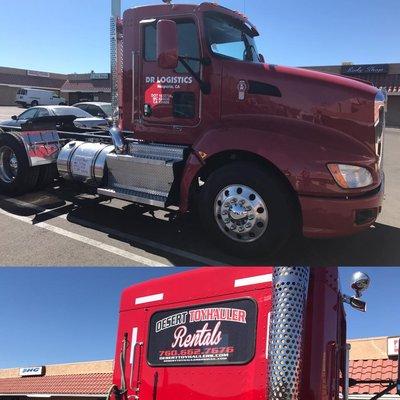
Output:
[110, 0, 126, 153]
[268, 267, 310, 400]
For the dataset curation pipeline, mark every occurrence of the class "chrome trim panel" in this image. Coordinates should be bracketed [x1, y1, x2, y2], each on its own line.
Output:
[17, 130, 61, 167]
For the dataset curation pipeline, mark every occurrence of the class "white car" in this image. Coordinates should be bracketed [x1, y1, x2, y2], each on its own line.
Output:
[15, 88, 66, 107]
[0, 106, 108, 130]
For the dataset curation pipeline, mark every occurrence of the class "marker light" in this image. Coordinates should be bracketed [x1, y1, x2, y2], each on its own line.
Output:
[327, 164, 373, 189]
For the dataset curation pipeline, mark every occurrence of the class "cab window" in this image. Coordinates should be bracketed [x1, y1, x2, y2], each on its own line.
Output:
[204, 11, 260, 63]
[143, 20, 200, 73]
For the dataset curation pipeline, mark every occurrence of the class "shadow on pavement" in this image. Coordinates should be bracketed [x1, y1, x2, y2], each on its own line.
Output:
[1, 185, 399, 266]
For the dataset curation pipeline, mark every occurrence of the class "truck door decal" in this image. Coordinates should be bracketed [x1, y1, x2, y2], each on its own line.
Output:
[147, 298, 257, 366]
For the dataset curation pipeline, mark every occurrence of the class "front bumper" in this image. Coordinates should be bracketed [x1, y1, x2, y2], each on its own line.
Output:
[300, 179, 384, 238]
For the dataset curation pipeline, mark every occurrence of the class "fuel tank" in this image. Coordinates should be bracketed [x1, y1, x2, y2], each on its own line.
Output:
[57, 141, 114, 184]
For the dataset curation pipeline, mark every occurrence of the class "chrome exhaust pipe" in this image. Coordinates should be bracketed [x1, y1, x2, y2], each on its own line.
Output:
[110, 0, 126, 154]
[111, 0, 121, 125]
[110, 126, 126, 154]
[268, 267, 310, 400]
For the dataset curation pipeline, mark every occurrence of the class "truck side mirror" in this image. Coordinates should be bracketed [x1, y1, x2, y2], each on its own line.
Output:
[350, 271, 370, 298]
[258, 53, 265, 63]
[11, 115, 18, 120]
[157, 19, 179, 69]
[341, 271, 370, 313]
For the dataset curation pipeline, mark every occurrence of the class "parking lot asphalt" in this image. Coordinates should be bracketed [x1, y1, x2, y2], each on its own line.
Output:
[0, 106, 399, 266]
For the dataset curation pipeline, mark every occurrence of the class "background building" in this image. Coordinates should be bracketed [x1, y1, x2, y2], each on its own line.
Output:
[0, 360, 112, 400]
[0, 67, 110, 106]
[0, 337, 398, 400]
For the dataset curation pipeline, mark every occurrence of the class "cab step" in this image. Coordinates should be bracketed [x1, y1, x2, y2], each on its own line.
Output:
[98, 142, 187, 207]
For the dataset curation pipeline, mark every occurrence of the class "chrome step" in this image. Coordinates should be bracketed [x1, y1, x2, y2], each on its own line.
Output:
[97, 186, 167, 207]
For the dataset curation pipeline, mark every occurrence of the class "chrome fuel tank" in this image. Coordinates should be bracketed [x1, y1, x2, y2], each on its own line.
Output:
[57, 141, 114, 184]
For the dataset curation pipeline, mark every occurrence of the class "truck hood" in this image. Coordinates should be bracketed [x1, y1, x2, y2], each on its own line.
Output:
[222, 61, 380, 158]
[267, 64, 377, 95]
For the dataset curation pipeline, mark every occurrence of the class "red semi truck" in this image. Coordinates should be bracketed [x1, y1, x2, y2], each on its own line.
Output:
[0, 1, 385, 257]
[108, 267, 371, 400]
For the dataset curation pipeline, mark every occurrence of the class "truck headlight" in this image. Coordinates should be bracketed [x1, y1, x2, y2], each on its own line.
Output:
[327, 164, 373, 189]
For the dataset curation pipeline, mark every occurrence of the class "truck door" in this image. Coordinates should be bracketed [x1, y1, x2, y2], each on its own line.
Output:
[139, 18, 201, 130]
[135, 294, 269, 400]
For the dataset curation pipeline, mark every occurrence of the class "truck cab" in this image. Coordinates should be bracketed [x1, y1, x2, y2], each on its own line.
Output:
[116, 2, 385, 256]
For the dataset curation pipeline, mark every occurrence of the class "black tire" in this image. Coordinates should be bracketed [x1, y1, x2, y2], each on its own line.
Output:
[36, 164, 58, 189]
[0, 133, 40, 195]
[31, 100, 38, 107]
[198, 161, 297, 258]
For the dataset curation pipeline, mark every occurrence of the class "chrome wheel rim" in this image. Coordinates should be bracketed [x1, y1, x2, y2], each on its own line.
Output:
[214, 184, 268, 243]
[0, 145, 18, 183]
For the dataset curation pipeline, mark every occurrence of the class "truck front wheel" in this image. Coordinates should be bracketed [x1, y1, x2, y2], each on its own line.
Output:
[198, 162, 296, 258]
[0, 134, 39, 194]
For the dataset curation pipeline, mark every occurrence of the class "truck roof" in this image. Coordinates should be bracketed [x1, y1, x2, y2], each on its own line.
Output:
[119, 266, 273, 312]
[124, 2, 258, 34]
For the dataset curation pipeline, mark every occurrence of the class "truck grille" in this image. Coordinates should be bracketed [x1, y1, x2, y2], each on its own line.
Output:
[375, 106, 384, 166]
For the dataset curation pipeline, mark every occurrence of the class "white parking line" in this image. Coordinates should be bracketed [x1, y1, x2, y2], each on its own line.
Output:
[0, 207, 171, 266]
[0, 195, 225, 266]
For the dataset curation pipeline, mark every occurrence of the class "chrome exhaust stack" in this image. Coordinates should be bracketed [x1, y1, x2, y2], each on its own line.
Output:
[268, 267, 310, 400]
[111, 0, 121, 125]
[110, 0, 126, 154]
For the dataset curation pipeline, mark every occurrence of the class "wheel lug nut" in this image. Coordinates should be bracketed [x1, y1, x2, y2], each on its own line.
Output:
[230, 198, 237, 203]
[222, 210, 228, 215]
[224, 218, 230, 223]
[239, 199, 245, 205]
[245, 206, 252, 211]
[248, 215, 254, 220]
[238, 227, 245, 232]
[230, 225, 236, 230]
[245, 223, 251, 228]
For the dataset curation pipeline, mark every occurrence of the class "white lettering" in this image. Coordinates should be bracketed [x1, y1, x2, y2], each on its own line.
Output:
[145, 76, 193, 85]
[171, 322, 222, 348]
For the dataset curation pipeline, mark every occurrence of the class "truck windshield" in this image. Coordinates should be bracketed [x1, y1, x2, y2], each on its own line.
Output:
[204, 11, 260, 63]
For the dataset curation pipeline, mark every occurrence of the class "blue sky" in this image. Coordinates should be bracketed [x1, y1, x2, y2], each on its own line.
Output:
[0, 0, 398, 74]
[0, 267, 398, 369]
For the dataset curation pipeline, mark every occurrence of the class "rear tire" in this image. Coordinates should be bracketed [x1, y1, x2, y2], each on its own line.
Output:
[0, 133, 39, 195]
[31, 100, 38, 107]
[198, 161, 296, 258]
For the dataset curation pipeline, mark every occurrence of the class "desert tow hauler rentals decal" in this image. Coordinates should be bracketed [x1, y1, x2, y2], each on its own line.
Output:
[148, 299, 257, 366]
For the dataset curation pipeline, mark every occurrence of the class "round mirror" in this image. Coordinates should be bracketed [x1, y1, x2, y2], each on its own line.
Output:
[351, 271, 370, 297]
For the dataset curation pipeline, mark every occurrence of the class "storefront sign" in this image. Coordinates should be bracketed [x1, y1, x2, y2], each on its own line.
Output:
[148, 299, 257, 366]
[341, 64, 389, 75]
[388, 337, 399, 356]
[19, 366, 45, 377]
[27, 70, 50, 78]
[90, 73, 109, 80]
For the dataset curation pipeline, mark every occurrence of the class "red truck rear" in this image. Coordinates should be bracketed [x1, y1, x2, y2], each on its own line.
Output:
[110, 267, 367, 400]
